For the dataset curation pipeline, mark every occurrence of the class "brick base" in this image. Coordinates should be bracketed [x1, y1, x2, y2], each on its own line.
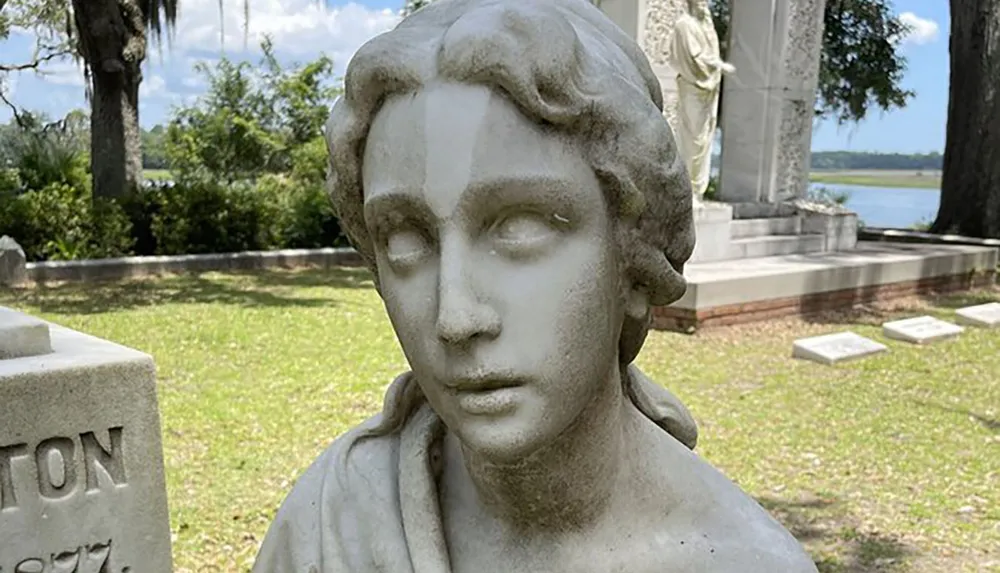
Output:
[652, 270, 997, 333]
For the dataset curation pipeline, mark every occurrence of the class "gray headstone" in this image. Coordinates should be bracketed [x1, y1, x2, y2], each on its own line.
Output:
[792, 331, 888, 365]
[0, 307, 53, 360]
[0, 316, 172, 571]
[955, 302, 1000, 328]
[882, 315, 964, 344]
[0, 236, 28, 288]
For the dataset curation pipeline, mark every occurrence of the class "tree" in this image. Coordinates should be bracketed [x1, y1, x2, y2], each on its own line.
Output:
[141, 124, 167, 169]
[164, 38, 341, 183]
[67, 0, 177, 199]
[931, 0, 1000, 239]
[711, 0, 913, 125]
[401, 0, 433, 17]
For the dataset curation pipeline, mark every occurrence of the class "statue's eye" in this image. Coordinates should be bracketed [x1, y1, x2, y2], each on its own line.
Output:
[492, 212, 561, 254]
[385, 228, 431, 268]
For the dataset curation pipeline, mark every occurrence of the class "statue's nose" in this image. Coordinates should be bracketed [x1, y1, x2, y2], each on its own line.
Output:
[435, 240, 502, 346]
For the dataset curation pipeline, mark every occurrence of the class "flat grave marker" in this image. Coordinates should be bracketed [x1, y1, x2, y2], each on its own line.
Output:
[955, 302, 1000, 328]
[882, 315, 964, 345]
[792, 331, 888, 365]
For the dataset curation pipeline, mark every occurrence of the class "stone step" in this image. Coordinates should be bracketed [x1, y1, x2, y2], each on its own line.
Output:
[656, 242, 999, 332]
[727, 234, 825, 259]
[730, 217, 802, 239]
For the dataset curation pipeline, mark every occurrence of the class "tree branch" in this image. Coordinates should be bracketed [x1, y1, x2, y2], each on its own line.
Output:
[0, 48, 74, 72]
[0, 88, 26, 128]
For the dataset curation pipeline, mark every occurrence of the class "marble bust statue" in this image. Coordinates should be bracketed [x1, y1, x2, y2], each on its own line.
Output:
[671, 0, 735, 201]
[252, 0, 816, 570]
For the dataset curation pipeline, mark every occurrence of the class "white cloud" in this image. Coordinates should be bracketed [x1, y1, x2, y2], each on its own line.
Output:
[899, 12, 940, 45]
[3, 0, 400, 127]
[38, 60, 87, 87]
[171, 0, 400, 64]
[181, 75, 206, 89]
[1, 75, 19, 99]
[139, 74, 168, 98]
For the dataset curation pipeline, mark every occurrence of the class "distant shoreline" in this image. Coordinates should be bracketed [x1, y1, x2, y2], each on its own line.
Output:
[809, 170, 941, 190]
[142, 168, 943, 191]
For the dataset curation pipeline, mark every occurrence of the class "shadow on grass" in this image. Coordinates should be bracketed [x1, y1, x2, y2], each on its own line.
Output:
[758, 495, 912, 572]
[0, 267, 376, 315]
[914, 400, 1000, 433]
[926, 289, 1000, 310]
[799, 285, 1000, 328]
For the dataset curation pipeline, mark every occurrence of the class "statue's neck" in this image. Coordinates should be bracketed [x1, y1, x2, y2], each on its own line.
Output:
[446, 367, 640, 534]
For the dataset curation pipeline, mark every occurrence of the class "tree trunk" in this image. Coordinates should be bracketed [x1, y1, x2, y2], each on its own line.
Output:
[71, 0, 146, 199]
[932, 0, 1000, 238]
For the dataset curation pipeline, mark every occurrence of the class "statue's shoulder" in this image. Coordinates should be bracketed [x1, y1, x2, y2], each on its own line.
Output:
[645, 434, 818, 572]
[682, 463, 818, 572]
[281, 414, 405, 517]
[673, 13, 699, 32]
[251, 415, 404, 572]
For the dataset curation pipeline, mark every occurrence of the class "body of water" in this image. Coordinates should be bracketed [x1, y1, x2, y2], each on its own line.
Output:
[808, 182, 940, 229]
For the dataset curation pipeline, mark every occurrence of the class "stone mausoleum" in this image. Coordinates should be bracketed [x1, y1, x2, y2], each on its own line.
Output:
[597, 0, 997, 331]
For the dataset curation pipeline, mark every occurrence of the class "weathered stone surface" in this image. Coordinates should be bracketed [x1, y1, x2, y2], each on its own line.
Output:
[955, 302, 1000, 328]
[689, 201, 734, 262]
[0, 307, 53, 360]
[792, 331, 887, 365]
[0, 236, 28, 288]
[882, 315, 965, 344]
[0, 317, 172, 572]
[718, 0, 827, 203]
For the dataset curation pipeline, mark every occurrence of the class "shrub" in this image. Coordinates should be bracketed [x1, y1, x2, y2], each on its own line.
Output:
[290, 137, 329, 184]
[807, 185, 852, 205]
[0, 169, 22, 195]
[0, 183, 134, 261]
[255, 173, 343, 249]
[2, 111, 90, 193]
[150, 179, 283, 255]
[703, 175, 719, 201]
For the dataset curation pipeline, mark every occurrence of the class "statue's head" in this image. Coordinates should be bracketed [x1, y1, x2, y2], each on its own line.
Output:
[686, 0, 711, 19]
[325, 0, 694, 461]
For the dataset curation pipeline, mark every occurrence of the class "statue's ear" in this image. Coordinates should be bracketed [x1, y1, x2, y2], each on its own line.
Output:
[624, 281, 649, 322]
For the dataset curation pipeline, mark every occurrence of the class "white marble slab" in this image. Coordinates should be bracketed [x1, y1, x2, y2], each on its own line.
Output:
[882, 315, 964, 344]
[955, 302, 1000, 328]
[792, 331, 888, 365]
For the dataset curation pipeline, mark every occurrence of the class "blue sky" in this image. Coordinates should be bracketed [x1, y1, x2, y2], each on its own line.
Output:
[0, 0, 948, 153]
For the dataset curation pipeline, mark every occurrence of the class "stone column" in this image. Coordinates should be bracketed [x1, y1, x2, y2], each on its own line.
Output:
[717, 0, 826, 206]
[598, 0, 686, 135]
[0, 307, 173, 572]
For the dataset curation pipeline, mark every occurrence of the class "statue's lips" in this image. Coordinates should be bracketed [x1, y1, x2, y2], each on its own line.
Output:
[444, 375, 523, 393]
[448, 382, 523, 415]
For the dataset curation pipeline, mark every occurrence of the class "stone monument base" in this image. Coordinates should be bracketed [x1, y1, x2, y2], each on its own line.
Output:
[690, 200, 858, 263]
[0, 308, 173, 572]
[656, 242, 998, 332]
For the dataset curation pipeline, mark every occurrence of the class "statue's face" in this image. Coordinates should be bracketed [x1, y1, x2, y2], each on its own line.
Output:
[688, 0, 710, 19]
[363, 82, 625, 462]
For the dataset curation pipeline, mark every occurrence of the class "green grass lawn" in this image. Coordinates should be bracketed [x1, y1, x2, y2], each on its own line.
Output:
[810, 170, 942, 190]
[143, 168, 173, 181]
[2, 269, 998, 572]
